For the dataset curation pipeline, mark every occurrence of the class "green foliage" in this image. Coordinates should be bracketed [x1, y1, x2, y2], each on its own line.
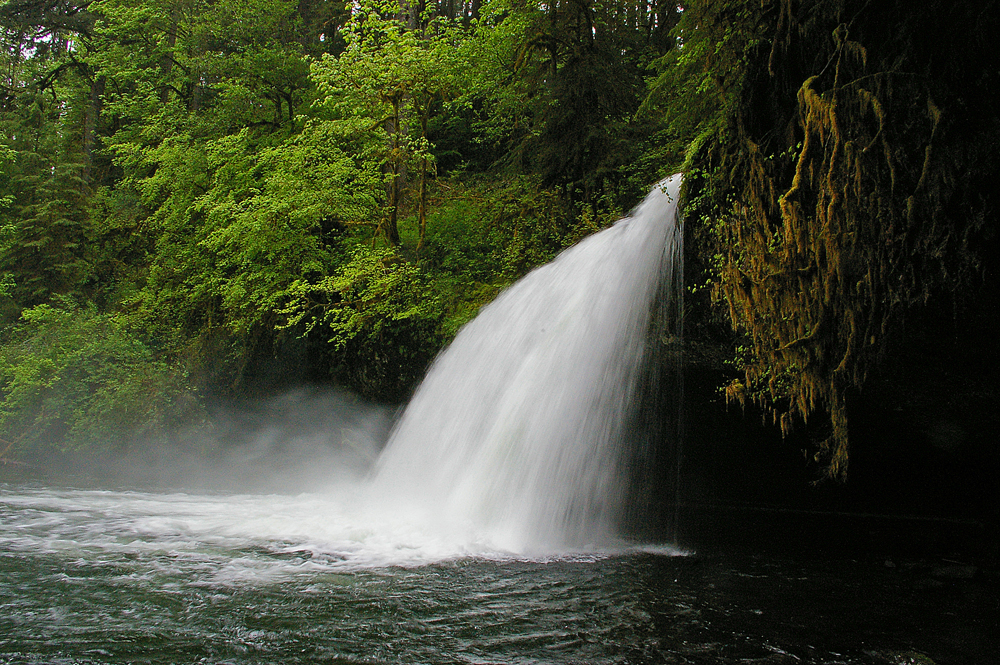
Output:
[82, 0, 353, 390]
[639, 0, 769, 173]
[283, 245, 439, 348]
[281, 244, 444, 399]
[410, 176, 576, 335]
[0, 298, 203, 455]
[0, 26, 97, 309]
[471, 175, 569, 278]
[310, 0, 474, 245]
[469, 0, 680, 209]
[1, 0, 712, 448]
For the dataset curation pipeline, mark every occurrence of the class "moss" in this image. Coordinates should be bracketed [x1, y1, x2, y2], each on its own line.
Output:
[680, 0, 1000, 479]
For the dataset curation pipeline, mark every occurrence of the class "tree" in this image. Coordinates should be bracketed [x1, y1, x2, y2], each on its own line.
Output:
[0, 297, 202, 454]
[280, 244, 445, 399]
[468, 0, 681, 209]
[311, 0, 472, 247]
[86, 0, 331, 389]
[0, 18, 96, 310]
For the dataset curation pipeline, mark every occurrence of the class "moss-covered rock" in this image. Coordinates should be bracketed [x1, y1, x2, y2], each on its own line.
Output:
[674, 0, 1000, 479]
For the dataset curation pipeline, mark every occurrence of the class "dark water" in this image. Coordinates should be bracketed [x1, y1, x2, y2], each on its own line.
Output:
[1, 484, 995, 665]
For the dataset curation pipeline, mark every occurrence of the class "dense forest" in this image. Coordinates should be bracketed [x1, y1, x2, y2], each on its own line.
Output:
[2, 0, 998, 484]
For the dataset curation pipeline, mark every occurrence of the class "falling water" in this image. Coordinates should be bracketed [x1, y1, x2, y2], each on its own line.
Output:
[3, 173, 987, 664]
[372, 174, 684, 553]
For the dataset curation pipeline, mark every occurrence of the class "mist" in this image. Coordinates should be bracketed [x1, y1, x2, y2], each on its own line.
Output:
[33, 386, 395, 494]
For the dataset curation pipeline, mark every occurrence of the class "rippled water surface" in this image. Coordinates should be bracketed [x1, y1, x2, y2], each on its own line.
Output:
[1, 484, 994, 665]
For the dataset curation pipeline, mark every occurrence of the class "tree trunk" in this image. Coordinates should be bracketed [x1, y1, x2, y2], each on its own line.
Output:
[81, 75, 104, 183]
[417, 155, 428, 251]
[159, 11, 179, 105]
[416, 109, 430, 252]
[383, 96, 403, 246]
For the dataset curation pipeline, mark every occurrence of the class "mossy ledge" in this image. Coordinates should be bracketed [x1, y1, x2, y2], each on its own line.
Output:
[681, 0, 999, 480]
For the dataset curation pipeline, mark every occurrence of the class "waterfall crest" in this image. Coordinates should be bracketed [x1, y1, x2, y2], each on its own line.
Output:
[372, 175, 683, 553]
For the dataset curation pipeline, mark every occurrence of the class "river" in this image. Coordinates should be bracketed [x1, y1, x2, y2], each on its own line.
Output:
[1, 482, 994, 665]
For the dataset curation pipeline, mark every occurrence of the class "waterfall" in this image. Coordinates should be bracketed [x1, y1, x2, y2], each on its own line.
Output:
[371, 174, 683, 554]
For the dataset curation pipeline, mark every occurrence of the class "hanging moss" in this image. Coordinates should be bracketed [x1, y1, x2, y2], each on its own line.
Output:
[679, 0, 999, 479]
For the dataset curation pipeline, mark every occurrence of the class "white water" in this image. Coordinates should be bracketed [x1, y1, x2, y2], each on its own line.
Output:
[1, 175, 685, 573]
[371, 174, 684, 554]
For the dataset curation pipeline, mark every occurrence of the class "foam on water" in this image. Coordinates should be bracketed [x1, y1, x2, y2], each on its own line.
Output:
[0, 485, 685, 581]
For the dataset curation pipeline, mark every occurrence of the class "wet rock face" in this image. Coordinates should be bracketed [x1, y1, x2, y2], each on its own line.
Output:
[929, 563, 978, 580]
[926, 420, 967, 454]
[867, 651, 938, 665]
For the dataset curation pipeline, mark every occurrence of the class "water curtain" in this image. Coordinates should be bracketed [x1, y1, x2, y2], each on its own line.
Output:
[373, 175, 684, 553]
